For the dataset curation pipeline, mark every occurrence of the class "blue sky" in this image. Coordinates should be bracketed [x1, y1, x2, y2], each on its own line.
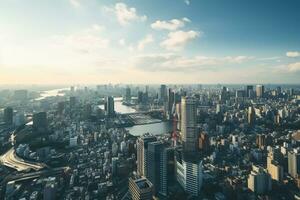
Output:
[0, 0, 299, 84]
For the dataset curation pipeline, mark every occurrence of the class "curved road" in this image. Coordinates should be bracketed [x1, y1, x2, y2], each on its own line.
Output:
[0, 148, 45, 172]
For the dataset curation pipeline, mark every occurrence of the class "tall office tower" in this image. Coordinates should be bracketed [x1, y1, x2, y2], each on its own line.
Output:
[13, 90, 28, 101]
[137, 136, 157, 176]
[175, 152, 203, 197]
[70, 86, 75, 93]
[276, 86, 282, 95]
[181, 96, 198, 153]
[220, 86, 229, 103]
[57, 102, 65, 115]
[288, 149, 300, 179]
[125, 87, 131, 102]
[199, 132, 210, 153]
[83, 103, 92, 119]
[247, 165, 272, 194]
[246, 85, 254, 98]
[248, 106, 256, 126]
[167, 88, 175, 119]
[69, 96, 76, 109]
[33, 112, 48, 133]
[147, 141, 165, 195]
[267, 147, 283, 182]
[162, 147, 175, 195]
[256, 85, 265, 98]
[105, 96, 115, 117]
[129, 177, 154, 200]
[4, 107, 13, 125]
[235, 90, 245, 98]
[160, 85, 167, 104]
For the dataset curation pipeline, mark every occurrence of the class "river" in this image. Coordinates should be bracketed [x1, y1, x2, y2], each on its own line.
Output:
[39, 89, 173, 136]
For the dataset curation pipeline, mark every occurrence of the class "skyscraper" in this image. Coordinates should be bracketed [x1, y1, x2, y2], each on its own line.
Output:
[33, 112, 48, 133]
[160, 85, 167, 104]
[246, 85, 254, 98]
[247, 165, 272, 194]
[136, 136, 157, 177]
[167, 88, 175, 119]
[256, 85, 265, 98]
[147, 141, 164, 195]
[105, 96, 115, 117]
[181, 96, 198, 153]
[175, 151, 203, 197]
[4, 107, 13, 125]
[267, 147, 283, 182]
[248, 106, 256, 126]
[288, 149, 300, 179]
[69, 96, 76, 110]
[129, 177, 154, 200]
[125, 87, 131, 102]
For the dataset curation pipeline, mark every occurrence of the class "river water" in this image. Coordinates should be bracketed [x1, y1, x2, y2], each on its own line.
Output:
[39, 89, 173, 136]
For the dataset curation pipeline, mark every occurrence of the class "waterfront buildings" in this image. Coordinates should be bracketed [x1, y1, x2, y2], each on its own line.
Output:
[181, 96, 198, 153]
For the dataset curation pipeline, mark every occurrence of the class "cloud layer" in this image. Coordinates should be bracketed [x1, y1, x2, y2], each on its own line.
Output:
[160, 30, 201, 51]
[151, 18, 190, 31]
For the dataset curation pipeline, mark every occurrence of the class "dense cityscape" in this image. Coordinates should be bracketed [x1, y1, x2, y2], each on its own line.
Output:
[1, 0, 300, 199]
[0, 84, 299, 199]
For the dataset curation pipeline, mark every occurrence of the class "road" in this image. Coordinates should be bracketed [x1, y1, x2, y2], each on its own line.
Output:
[0, 148, 45, 172]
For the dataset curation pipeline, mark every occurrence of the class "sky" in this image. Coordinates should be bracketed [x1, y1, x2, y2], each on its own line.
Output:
[0, 0, 300, 85]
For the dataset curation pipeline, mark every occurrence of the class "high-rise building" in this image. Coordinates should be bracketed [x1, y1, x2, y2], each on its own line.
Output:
[167, 88, 175, 119]
[267, 148, 283, 182]
[288, 149, 300, 179]
[235, 90, 245, 98]
[105, 96, 115, 117]
[125, 87, 131, 102]
[220, 86, 229, 103]
[160, 85, 167, 104]
[83, 103, 92, 119]
[147, 141, 164, 195]
[246, 85, 254, 98]
[69, 96, 76, 109]
[57, 102, 65, 115]
[181, 96, 198, 153]
[248, 106, 256, 126]
[137, 136, 157, 176]
[175, 151, 203, 197]
[4, 107, 13, 125]
[129, 177, 154, 200]
[33, 112, 48, 133]
[256, 85, 265, 98]
[247, 165, 272, 194]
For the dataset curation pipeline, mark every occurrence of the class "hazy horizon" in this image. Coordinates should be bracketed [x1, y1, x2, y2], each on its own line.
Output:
[1, 0, 300, 84]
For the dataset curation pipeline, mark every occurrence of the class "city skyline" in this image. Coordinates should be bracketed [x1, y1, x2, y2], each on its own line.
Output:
[1, 0, 300, 84]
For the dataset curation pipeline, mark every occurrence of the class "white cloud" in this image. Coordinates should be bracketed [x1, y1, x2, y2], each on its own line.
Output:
[160, 30, 201, 51]
[286, 51, 300, 58]
[137, 34, 154, 51]
[287, 62, 300, 72]
[134, 54, 253, 71]
[52, 25, 109, 53]
[151, 18, 191, 31]
[119, 39, 126, 46]
[106, 3, 147, 26]
[69, 0, 81, 8]
[184, 0, 190, 5]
